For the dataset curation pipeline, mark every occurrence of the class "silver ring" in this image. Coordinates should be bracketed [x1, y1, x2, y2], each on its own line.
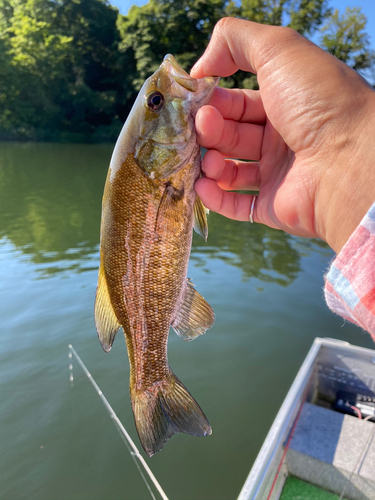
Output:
[249, 194, 257, 224]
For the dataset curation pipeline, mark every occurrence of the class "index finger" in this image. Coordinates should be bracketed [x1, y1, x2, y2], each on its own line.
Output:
[208, 87, 266, 124]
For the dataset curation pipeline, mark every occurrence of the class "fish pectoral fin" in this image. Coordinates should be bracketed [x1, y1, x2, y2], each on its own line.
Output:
[155, 182, 184, 232]
[171, 278, 215, 341]
[94, 264, 121, 352]
[193, 195, 208, 241]
[132, 372, 211, 457]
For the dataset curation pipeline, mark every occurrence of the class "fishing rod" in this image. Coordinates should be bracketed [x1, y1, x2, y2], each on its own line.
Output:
[68, 344, 169, 500]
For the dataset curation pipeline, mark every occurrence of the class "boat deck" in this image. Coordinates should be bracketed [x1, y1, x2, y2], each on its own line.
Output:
[280, 476, 345, 500]
[287, 402, 375, 499]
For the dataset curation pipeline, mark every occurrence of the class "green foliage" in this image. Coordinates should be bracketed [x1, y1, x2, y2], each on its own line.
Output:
[0, 0, 373, 141]
[1, 0, 73, 135]
[118, 0, 226, 90]
[0, 0, 123, 140]
[221, 0, 332, 90]
[320, 7, 375, 71]
[228, 0, 330, 34]
[238, 0, 287, 26]
[289, 0, 331, 35]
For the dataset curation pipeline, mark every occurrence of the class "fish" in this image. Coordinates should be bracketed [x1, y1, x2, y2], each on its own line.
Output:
[94, 54, 219, 457]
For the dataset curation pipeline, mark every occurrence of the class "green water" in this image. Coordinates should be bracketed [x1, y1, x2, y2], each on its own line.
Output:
[0, 142, 373, 500]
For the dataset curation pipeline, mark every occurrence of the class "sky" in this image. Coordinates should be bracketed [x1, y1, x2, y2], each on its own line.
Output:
[110, 0, 375, 50]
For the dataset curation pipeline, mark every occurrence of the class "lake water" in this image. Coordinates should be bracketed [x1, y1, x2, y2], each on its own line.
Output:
[0, 142, 373, 500]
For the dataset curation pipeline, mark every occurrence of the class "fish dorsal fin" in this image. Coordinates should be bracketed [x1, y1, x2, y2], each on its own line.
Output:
[94, 263, 121, 352]
[193, 195, 208, 241]
[171, 278, 215, 341]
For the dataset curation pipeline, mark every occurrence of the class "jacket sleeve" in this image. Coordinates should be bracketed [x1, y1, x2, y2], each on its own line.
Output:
[324, 202, 375, 339]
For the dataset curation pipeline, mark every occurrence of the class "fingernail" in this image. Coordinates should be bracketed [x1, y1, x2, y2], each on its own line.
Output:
[191, 58, 202, 73]
[195, 108, 203, 134]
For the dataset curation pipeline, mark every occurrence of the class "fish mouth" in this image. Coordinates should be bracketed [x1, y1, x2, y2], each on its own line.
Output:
[161, 54, 220, 105]
[162, 54, 199, 92]
[163, 54, 189, 76]
[150, 138, 187, 147]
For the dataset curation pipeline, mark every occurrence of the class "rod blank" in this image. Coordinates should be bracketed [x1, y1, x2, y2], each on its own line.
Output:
[68, 344, 169, 500]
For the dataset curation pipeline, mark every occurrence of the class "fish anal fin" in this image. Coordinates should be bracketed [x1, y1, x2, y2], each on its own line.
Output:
[193, 195, 208, 241]
[132, 372, 211, 457]
[172, 278, 215, 341]
[94, 263, 121, 352]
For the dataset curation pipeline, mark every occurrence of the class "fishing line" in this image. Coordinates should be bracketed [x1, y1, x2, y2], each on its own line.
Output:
[101, 401, 157, 500]
[68, 344, 169, 500]
[111, 415, 157, 500]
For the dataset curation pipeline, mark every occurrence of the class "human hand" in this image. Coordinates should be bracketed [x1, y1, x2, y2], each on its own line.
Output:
[191, 18, 375, 253]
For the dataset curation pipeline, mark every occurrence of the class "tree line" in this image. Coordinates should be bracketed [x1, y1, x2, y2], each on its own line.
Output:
[0, 0, 373, 142]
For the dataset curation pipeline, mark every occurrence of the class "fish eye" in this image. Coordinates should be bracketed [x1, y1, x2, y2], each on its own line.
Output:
[147, 91, 164, 111]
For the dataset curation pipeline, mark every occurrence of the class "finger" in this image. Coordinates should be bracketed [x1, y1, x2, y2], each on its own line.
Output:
[195, 177, 258, 222]
[191, 18, 259, 77]
[207, 87, 266, 124]
[196, 105, 263, 160]
[190, 18, 302, 79]
[202, 150, 260, 191]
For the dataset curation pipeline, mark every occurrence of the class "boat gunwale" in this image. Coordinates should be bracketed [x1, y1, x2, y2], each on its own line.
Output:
[237, 337, 375, 500]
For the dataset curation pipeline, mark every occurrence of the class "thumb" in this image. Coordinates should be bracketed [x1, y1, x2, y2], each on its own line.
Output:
[190, 17, 311, 79]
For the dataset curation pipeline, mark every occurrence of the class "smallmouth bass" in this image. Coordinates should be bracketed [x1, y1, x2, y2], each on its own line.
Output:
[95, 55, 219, 457]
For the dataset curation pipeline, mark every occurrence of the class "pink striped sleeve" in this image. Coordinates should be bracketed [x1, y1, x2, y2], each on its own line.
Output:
[324, 202, 375, 340]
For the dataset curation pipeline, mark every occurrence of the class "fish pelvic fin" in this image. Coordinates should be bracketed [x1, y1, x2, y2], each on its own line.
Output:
[131, 373, 211, 457]
[171, 278, 215, 341]
[94, 263, 121, 352]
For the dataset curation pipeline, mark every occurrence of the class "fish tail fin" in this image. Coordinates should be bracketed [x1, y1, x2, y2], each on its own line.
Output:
[131, 372, 211, 457]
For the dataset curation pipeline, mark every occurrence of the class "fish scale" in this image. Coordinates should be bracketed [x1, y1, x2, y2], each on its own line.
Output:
[95, 55, 219, 456]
